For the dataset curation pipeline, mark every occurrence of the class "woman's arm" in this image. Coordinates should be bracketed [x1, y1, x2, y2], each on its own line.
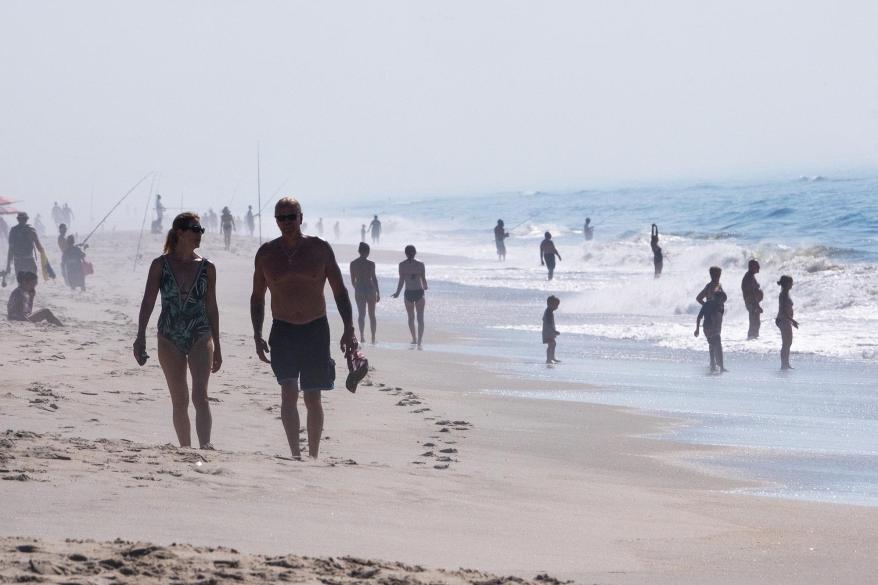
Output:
[206, 262, 222, 372]
[133, 258, 162, 361]
[370, 262, 380, 301]
[391, 264, 404, 297]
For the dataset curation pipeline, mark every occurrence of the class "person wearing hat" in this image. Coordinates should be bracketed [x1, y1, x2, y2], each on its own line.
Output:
[5, 212, 47, 283]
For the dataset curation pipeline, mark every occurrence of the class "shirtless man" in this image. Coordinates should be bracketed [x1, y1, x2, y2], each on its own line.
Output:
[350, 242, 380, 344]
[539, 232, 561, 280]
[391, 245, 428, 348]
[369, 215, 382, 245]
[250, 197, 357, 459]
[6, 213, 46, 283]
[494, 219, 509, 261]
[741, 259, 763, 340]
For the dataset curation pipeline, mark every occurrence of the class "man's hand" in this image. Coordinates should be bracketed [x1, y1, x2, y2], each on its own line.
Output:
[391, 292, 400, 299]
[212, 347, 223, 373]
[340, 326, 357, 354]
[694, 327, 700, 337]
[255, 336, 271, 363]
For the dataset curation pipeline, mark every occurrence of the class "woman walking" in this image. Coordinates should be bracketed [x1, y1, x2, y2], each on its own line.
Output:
[350, 242, 380, 344]
[776, 275, 798, 370]
[134, 212, 222, 448]
[391, 244, 428, 348]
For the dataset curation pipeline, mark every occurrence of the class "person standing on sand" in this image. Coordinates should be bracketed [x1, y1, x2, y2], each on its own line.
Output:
[245, 205, 255, 237]
[220, 207, 235, 251]
[741, 259, 763, 340]
[540, 232, 561, 280]
[650, 224, 663, 278]
[391, 244, 428, 348]
[776, 275, 799, 370]
[6, 212, 46, 284]
[350, 242, 380, 344]
[494, 219, 509, 261]
[134, 213, 222, 450]
[542, 295, 561, 364]
[251, 197, 361, 460]
[360, 224, 366, 243]
[333, 221, 340, 241]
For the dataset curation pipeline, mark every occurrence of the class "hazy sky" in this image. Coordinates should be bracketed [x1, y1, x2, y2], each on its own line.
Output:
[2, 0, 877, 217]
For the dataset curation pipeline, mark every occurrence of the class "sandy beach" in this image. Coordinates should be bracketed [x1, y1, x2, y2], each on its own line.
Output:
[2, 231, 876, 584]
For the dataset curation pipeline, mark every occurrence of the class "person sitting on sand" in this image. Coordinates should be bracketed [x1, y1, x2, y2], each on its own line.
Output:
[7, 271, 63, 325]
[134, 213, 222, 450]
[650, 224, 663, 278]
[251, 197, 362, 460]
[694, 286, 727, 373]
[350, 242, 380, 344]
[539, 232, 561, 280]
[543, 295, 561, 364]
[776, 275, 799, 370]
[391, 244, 428, 348]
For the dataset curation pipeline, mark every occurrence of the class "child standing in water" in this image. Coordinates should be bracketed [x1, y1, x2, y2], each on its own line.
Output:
[542, 295, 561, 364]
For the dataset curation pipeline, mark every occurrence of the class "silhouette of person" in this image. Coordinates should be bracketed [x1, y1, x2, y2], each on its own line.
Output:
[650, 224, 663, 278]
[583, 217, 594, 241]
[350, 242, 380, 344]
[776, 275, 798, 370]
[245, 205, 255, 237]
[539, 232, 561, 280]
[360, 224, 366, 243]
[369, 215, 382, 245]
[494, 219, 509, 261]
[741, 259, 763, 340]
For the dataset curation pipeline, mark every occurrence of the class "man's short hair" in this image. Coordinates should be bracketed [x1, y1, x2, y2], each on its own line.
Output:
[709, 266, 722, 279]
[748, 259, 759, 270]
[547, 295, 560, 306]
[358, 242, 370, 255]
[275, 197, 301, 214]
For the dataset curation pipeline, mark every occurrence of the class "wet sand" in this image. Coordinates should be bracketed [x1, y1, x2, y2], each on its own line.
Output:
[1, 231, 876, 584]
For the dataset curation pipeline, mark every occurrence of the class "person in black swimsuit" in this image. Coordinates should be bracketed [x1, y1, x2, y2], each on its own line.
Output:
[350, 242, 380, 344]
[391, 245, 428, 348]
[650, 224, 663, 278]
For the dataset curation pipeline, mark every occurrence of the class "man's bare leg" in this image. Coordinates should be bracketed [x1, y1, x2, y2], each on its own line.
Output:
[404, 301, 417, 344]
[157, 336, 192, 447]
[280, 382, 302, 458]
[367, 299, 377, 343]
[303, 390, 324, 458]
[187, 335, 214, 448]
[415, 297, 426, 346]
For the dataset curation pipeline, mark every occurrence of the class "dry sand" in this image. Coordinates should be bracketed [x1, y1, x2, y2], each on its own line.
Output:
[1, 231, 876, 584]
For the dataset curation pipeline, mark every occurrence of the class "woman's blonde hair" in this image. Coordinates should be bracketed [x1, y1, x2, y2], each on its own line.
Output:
[164, 212, 200, 254]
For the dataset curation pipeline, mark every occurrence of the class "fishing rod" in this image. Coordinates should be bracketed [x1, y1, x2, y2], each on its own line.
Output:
[82, 172, 154, 246]
[507, 210, 542, 232]
[132, 173, 158, 272]
[257, 176, 292, 217]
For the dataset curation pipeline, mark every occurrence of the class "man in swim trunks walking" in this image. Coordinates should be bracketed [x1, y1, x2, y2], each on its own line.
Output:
[539, 232, 561, 280]
[5, 212, 46, 284]
[251, 197, 357, 459]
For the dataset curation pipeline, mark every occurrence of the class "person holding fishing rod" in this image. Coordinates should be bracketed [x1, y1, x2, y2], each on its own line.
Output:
[494, 219, 509, 261]
[134, 212, 222, 450]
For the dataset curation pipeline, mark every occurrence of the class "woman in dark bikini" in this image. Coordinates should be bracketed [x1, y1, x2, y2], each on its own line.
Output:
[776, 275, 799, 370]
[134, 212, 222, 449]
[350, 242, 380, 344]
[391, 244, 428, 348]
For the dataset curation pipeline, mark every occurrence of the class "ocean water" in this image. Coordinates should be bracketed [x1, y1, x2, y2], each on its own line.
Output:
[328, 175, 878, 505]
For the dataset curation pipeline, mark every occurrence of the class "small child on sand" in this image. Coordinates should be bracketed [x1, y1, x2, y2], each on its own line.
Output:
[6, 271, 63, 326]
[542, 295, 561, 364]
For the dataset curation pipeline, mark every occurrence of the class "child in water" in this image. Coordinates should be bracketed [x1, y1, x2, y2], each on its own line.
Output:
[694, 287, 727, 373]
[542, 295, 561, 364]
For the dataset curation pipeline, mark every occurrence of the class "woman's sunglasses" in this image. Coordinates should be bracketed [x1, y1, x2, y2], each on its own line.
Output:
[275, 213, 299, 222]
[185, 224, 206, 234]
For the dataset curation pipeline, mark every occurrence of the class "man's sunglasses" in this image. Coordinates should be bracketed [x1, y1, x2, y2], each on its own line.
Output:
[185, 224, 206, 234]
[275, 213, 299, 222]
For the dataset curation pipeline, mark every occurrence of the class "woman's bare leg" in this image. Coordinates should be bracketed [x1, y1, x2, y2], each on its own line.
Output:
[157, 335, 191, 447]
[355, 294, 367, 341]
[404, 301, 417, 344]
[187, 335, 214, 448]
[28, 309, 63, 326]
[415, 297, 426, 346]
[367, 299, 377, 343]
